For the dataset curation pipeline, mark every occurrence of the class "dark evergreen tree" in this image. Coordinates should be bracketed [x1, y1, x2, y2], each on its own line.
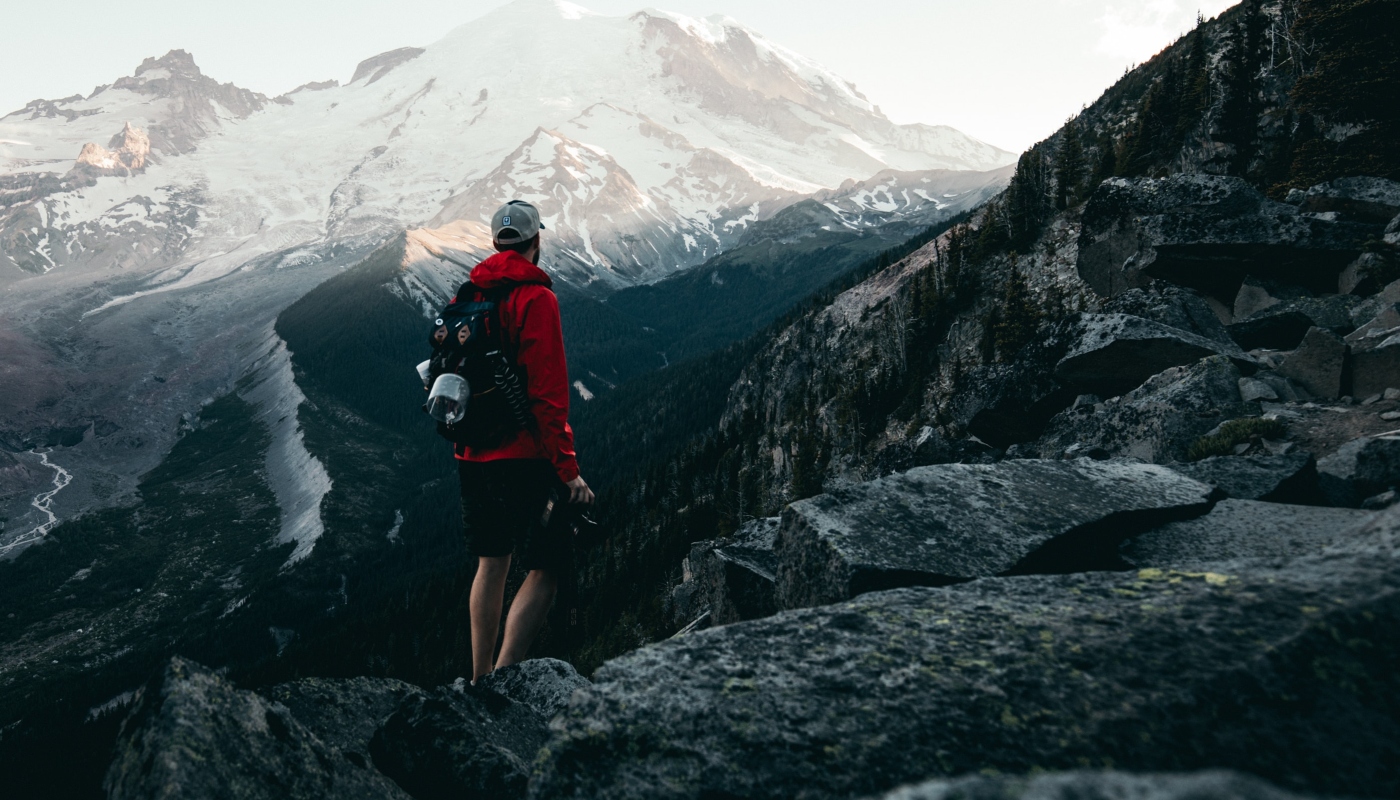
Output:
[1054, 118, 1085, 209]
[992, 260, 1041, 361]
[1005, 147, 1052, 248]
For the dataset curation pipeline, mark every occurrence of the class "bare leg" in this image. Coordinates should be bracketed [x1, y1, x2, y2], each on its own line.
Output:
[470, 555, 512, 682]
[496, 569, 558, 669]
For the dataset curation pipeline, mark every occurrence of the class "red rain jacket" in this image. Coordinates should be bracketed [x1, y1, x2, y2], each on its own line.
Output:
[451, 251, 580, 484]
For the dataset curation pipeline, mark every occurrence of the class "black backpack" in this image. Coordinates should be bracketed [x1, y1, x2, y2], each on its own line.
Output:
[424, 281, 533, 448]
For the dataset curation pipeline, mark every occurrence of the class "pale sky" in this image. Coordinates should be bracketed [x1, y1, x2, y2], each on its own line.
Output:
[0, 0, 1238, 153]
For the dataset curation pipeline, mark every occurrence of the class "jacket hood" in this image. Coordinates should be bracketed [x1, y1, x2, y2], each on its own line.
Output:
[470, 250, 554, 289]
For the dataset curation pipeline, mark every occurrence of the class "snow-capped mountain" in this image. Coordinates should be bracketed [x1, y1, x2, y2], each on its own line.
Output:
[1, 0, 1012, 294]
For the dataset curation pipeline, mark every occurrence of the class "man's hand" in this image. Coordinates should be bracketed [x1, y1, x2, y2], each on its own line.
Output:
[565, 476, 594, 505]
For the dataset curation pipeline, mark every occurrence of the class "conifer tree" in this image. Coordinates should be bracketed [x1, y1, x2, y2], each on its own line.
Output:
[1054, 119, 1085, 209]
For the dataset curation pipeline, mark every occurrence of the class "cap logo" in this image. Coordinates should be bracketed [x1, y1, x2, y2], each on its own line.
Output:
[502, 215, 511, 226]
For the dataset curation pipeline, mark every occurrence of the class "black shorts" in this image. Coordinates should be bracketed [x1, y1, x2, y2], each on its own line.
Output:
[459, 459, 570, 572]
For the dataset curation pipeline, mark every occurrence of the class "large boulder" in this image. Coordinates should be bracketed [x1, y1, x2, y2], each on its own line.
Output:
[369, 684, 549, 800]
[1277, 327, 1346, 399]
[967, 314, 1250, 448]
[1297, 177, 1400, 224]
[1349, 324, 1400, 399]
[1120, 499, 1371, 569]
[875, 770, 1317, 800]
[1034, 356, 1252, 464]
[774, 459, 1213, 610]
[478, 658, 589, 721]
[1054, 314, 1252, 398]
[1317, 435, 1400, 507]
[267, 676, 420, 771]
[1226, 295, 1358, 350]
[1077, 175, 1377, 302]
[1101, 284, 1235, 344]
[532, 509, 1400, 800]
[669, 519, 781, 629]
[1168, 453, 1319, 503]
[106, 657, 409, 800]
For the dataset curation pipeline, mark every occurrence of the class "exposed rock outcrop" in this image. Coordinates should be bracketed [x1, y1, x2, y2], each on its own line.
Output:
[1120, 499, 1370, 569]
[1034, 356, 1251, 463]
[478, 658, 589, 721]
[876, 770, 1318, 800]
[670, 517, 780, 628]
[1317, 435, 1400, 507]
[369, 686, 548, 800]
[71, 122, 151, 179]
[968, 315, 1251, 448]
[1168, 453, 1319, 503]
[534, 507, 1400, 800]
[775, 459, 1213, 609]
[105, 658, 409, 800]
[1077, 175, 1379, 302]
[267, 676, 418, 770]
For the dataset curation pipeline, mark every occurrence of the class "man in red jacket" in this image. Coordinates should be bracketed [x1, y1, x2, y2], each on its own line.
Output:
[459, 200, 593, 683]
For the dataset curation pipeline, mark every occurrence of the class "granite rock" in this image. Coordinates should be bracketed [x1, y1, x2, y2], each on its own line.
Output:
[1120, 499, 1370, 568]
[105, 657, 409, 800]
[774, 459, 1213, 609]
[478, 659, 589, 721]
[1168, 453, 1320, 503]
[369, 684, 548, 800]
[1077, 175, 1378, 302]
[874, 770, 1316, 800]
[1276, 327, 1346, 399]
[968, 314, 1250, 449]
[1317, 435, 1400, 507]
[266, 676, 420, 771]
[1035, 356, 1251, 464]
[532, 509, 1400, 800]
[1298, 177, 1400, 224]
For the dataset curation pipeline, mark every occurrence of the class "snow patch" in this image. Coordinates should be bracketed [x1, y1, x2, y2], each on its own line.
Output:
[238, 331, 332, 568]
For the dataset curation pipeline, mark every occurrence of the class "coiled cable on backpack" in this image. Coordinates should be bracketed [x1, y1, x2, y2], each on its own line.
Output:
[491, 350, 534, 429]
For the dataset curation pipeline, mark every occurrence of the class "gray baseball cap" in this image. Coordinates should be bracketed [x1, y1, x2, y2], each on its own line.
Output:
[491, 200, 546, 245]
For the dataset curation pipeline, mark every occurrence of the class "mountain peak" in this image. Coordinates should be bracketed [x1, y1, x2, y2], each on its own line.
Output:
[134, 49, 203, 79]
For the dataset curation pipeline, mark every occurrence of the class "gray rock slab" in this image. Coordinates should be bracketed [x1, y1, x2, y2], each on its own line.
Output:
[1082, 359, 1251, 455]
[1036, 356, 1251, 464]
[1277, 327, 1346, 398]
[1101, 284, 1236, 344]
[266, 675, 420, 768]
[1339, 252, 1393, 296]
[774, 459, 1214, 610]
[875, 770, 1316, 800]
[106, 657, 409, 800]
[370, 684, 548, 800]
[1299, 177, 1400, 223]
[1227, 295, 1358, 350]
[1055, 313, 1252, 398]
[1121, 499, 1370, 568]
[1350, 330, 1400, 400]
[478, 658, 589, 721]
[1077, 175, 1378, 302]
[670, 518, 781, 628]
[966, 313, 1249, 449]
[1232, 276, 1311, 320]
[1317, 434, 1400, 507]
[531, 510, 1400, 800]
[1169, 453, 1319, 503]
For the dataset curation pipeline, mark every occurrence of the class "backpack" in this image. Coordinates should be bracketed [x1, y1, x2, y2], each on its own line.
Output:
[424, 281, 533, 448]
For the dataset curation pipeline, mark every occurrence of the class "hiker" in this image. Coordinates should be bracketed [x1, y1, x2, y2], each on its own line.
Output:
[430, 200, 593, 683]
